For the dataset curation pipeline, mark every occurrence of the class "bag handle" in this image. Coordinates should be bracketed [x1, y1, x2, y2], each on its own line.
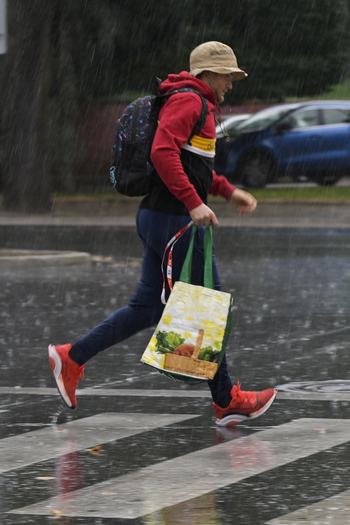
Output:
[161, 220, 193, 305]
[179, 224, 215, 290]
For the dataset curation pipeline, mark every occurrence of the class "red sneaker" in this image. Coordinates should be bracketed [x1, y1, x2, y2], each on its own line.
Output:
[48, 344, 85, 410]
[213, 381, 277, 427]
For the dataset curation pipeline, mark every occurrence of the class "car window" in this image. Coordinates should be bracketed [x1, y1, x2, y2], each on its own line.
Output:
[226, 124, 241, 138]
[283, 109, 319, 129]
[217, 115, 250, 138]
[236, 105, 297, 132]
[322, 108, 350, 125]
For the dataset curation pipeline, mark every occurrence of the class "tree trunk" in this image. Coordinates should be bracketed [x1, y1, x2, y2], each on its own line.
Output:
[2, 0, 55, 213]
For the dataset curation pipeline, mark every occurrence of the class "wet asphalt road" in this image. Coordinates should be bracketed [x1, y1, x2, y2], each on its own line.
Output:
[0, 203, 350, 524]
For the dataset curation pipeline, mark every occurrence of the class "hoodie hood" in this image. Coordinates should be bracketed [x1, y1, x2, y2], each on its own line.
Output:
[159, 71, 217, 106]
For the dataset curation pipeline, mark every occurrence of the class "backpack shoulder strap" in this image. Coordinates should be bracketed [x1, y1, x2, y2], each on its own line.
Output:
[187, 91, 208, 143]
[155, 87, 209, 143]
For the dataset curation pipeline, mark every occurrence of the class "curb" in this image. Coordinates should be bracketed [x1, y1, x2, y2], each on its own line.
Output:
[0, 250, 92, 267]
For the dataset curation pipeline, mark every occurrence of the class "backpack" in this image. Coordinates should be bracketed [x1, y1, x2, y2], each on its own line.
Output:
[110, 88, 208, 197]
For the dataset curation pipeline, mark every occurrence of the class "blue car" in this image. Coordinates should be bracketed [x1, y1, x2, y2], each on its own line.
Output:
[215, 101, 350, 187]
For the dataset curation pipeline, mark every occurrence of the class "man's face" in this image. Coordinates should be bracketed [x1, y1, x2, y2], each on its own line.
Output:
[209, 73, 234, 104]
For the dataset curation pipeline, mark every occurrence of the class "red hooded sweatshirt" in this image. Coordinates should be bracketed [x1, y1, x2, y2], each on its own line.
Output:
[140, 72, 235, 215]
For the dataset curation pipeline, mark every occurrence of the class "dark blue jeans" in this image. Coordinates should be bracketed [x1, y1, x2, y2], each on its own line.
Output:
[70, 208, 233, 404]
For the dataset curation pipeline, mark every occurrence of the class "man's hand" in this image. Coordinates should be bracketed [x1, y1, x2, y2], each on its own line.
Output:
[230, 188, 257, 216]
[190, 203, 219, 228]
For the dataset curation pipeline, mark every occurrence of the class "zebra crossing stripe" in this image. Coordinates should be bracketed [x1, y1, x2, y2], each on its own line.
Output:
[0, 413, 198, 474]
[2, 386, 350, 402]
[9, 418, 350, 520]
[0, 386, 212, 398]
[266, 488, 350, 524]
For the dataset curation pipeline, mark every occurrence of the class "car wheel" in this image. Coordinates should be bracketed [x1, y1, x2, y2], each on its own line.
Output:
[240, 151, 275, 188]
[314, 171, 343, 186]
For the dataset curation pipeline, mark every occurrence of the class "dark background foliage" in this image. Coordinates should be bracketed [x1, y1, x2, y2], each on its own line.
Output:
[1, 0, 350, 210]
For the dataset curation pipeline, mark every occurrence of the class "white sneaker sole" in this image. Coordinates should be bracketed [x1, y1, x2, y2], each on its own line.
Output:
[216, 391, 277, 427]
[48, 345, 73, 409]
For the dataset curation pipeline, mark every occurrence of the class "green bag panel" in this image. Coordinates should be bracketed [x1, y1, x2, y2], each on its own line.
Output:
[179, 224, 215, 290]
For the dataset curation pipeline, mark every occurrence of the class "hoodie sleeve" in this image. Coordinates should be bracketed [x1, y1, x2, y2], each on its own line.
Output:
[150, 92, 205, 211]
[210, 171, 236, 200]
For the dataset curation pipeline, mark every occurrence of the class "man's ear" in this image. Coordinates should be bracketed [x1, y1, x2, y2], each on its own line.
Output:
[197, 70, 210, 78]
[197, 70, 213, 85]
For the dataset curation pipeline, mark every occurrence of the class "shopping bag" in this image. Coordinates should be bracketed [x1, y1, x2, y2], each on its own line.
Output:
[141, 224, 233, 383]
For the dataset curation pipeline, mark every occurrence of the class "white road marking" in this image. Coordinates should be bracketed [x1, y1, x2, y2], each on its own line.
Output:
[0, 386, 212, 398]
[266, 488, 350, 524]
[0, 413, 198, 474]
[9, 418, 350, 519]
[1, 386, 350, 401]
[276, 392, 350, 401]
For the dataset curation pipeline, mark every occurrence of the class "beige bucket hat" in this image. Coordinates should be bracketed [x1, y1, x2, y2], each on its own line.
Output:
[189, 41, 247, 80]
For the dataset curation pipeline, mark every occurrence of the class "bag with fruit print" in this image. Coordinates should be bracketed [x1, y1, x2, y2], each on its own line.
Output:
[141, 224, 233, 384]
